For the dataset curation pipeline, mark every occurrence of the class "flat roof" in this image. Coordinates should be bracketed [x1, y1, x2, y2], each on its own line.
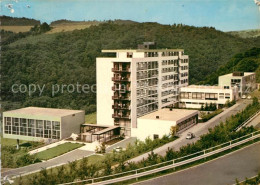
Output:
[182, 85, 224, 90]
[93, 126, 120, 135]
[219, 72, 255, 78]
[4, 107, 84, 117]
[102, 49, 184, 53]
[139, 109, 198, 122]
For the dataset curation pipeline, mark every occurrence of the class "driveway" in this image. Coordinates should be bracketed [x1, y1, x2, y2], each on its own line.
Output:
[2, 149, 94, 178]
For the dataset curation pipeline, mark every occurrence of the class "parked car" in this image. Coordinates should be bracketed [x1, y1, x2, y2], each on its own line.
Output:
[114, 146, 122, 152]
[242, 95, 247, 99]
[247, 95, 252, 99]
[186, 132, 195, 139]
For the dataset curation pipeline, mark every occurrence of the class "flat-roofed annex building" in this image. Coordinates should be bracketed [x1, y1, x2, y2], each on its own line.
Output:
[218, 72, 256, 96]
[96, 45, 189, 137]
[3, 107, 85, 142]
[179, 85, 238, 109]
[131, 109, 198, 141]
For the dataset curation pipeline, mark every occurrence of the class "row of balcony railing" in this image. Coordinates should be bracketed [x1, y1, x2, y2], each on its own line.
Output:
[112, 114, 130, 119]
[112, 86, 131, 91]
[112, 95, 130, 100]
[112, 76, 130, 82]
[112, 104, 131, 110]
[112, 68, 130, 72]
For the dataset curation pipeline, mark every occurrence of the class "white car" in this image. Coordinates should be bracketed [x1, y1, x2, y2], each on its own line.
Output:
[242, 95, 247, 99]
[186, 132, 195, 139]
[247, 95, 252, 99]
[114, 146, 123, 152]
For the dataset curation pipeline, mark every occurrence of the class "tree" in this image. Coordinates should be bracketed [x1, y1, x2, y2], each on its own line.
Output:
[165, 147, 176, 161]
[103, 156, 113, 175]
[78, 157, 89, 179]
[170, 126, 178, 137]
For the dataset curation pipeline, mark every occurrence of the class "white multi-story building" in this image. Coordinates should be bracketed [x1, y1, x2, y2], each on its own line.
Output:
[218, 72, 256, 96]
[96, 43, 189, 137]
[179, 85, 238, 109]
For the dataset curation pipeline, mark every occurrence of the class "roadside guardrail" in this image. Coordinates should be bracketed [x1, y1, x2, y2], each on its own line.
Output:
[59, 130, 260, 185]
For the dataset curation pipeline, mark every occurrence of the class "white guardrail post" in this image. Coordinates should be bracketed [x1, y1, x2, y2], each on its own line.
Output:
[135, 170, 138, 181]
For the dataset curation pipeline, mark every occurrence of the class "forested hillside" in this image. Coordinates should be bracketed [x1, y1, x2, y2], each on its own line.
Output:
[0, 16, 40, 26]
[2, 20, 260, 113]
[202, 47, 260, 85]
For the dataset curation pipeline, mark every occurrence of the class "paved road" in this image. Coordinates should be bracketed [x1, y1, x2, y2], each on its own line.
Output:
[135, 142, 260, 185]
[2, 149, 94, 178]
[247, 112, 260, 128]
[128, 100, 252, 163]
[106, 137, 137, 152]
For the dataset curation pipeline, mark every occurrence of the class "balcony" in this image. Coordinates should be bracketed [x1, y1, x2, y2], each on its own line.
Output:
[112, 68, 130, 73]
[112, 114, 130, 119]
[112, 95, 130, 100]
[112, 77, 130, 82]
[112, 105, 131, 110]
[112, 86, 131, 92]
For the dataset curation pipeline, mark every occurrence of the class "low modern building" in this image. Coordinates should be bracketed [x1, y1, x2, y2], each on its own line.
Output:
[2, 107, 85, 142]
[131, 109, 198, 141]
[218, 72, 256, 96]
[179, 85, 238, 109]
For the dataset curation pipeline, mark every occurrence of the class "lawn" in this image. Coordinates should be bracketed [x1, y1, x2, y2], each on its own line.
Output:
[85, 112, 97, 124]
[1, 136, 27, 146]
[35, 142, 84, 160]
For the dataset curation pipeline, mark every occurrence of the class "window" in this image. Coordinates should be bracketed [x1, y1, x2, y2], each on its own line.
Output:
[12, 118, 19, 135]
[225, 93, 230, 99]
[4, 117, 12, 134]
[28, 119, 35, 136]
[44, 121, 52, 138]
[205, 93, 218, 100]
[52, 121, 60, 139]
[127, 52, 133, 58]
[20, 118, 27, 136]
[36, 120, 44, 137]
[153, 134, 159, 140]
[224, 86, 229, 89]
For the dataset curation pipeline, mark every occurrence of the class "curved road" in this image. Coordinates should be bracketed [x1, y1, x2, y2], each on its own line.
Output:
[135, 142, 260, 185]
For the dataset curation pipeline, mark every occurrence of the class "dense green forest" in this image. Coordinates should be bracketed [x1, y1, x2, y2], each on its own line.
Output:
[2, 18, 260, 113]
[202, 47, 260, 85]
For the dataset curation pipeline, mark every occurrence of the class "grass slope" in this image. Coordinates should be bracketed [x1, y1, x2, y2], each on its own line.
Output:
[35, 142, 84, 160]
[85, 112, 97, 124]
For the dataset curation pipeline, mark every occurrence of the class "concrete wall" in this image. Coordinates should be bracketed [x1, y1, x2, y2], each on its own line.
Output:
[61, 111, 85, 139]
[132, 119, 176, 141]
[96, 58, 114, 126]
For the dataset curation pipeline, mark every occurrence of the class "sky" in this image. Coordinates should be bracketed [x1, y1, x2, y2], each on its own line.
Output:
[1, 0, 260, 31]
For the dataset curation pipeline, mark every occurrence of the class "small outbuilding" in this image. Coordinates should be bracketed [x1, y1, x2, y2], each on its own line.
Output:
[132, 109, 198, 141]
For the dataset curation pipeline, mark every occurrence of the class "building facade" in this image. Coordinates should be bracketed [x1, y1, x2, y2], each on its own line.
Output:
[3, 107, 85, 141]
[97, 46, 189, 137]
[179, 85, 238, 109]
[132, 109, 198, 141]
[218, 72, 256, 96]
